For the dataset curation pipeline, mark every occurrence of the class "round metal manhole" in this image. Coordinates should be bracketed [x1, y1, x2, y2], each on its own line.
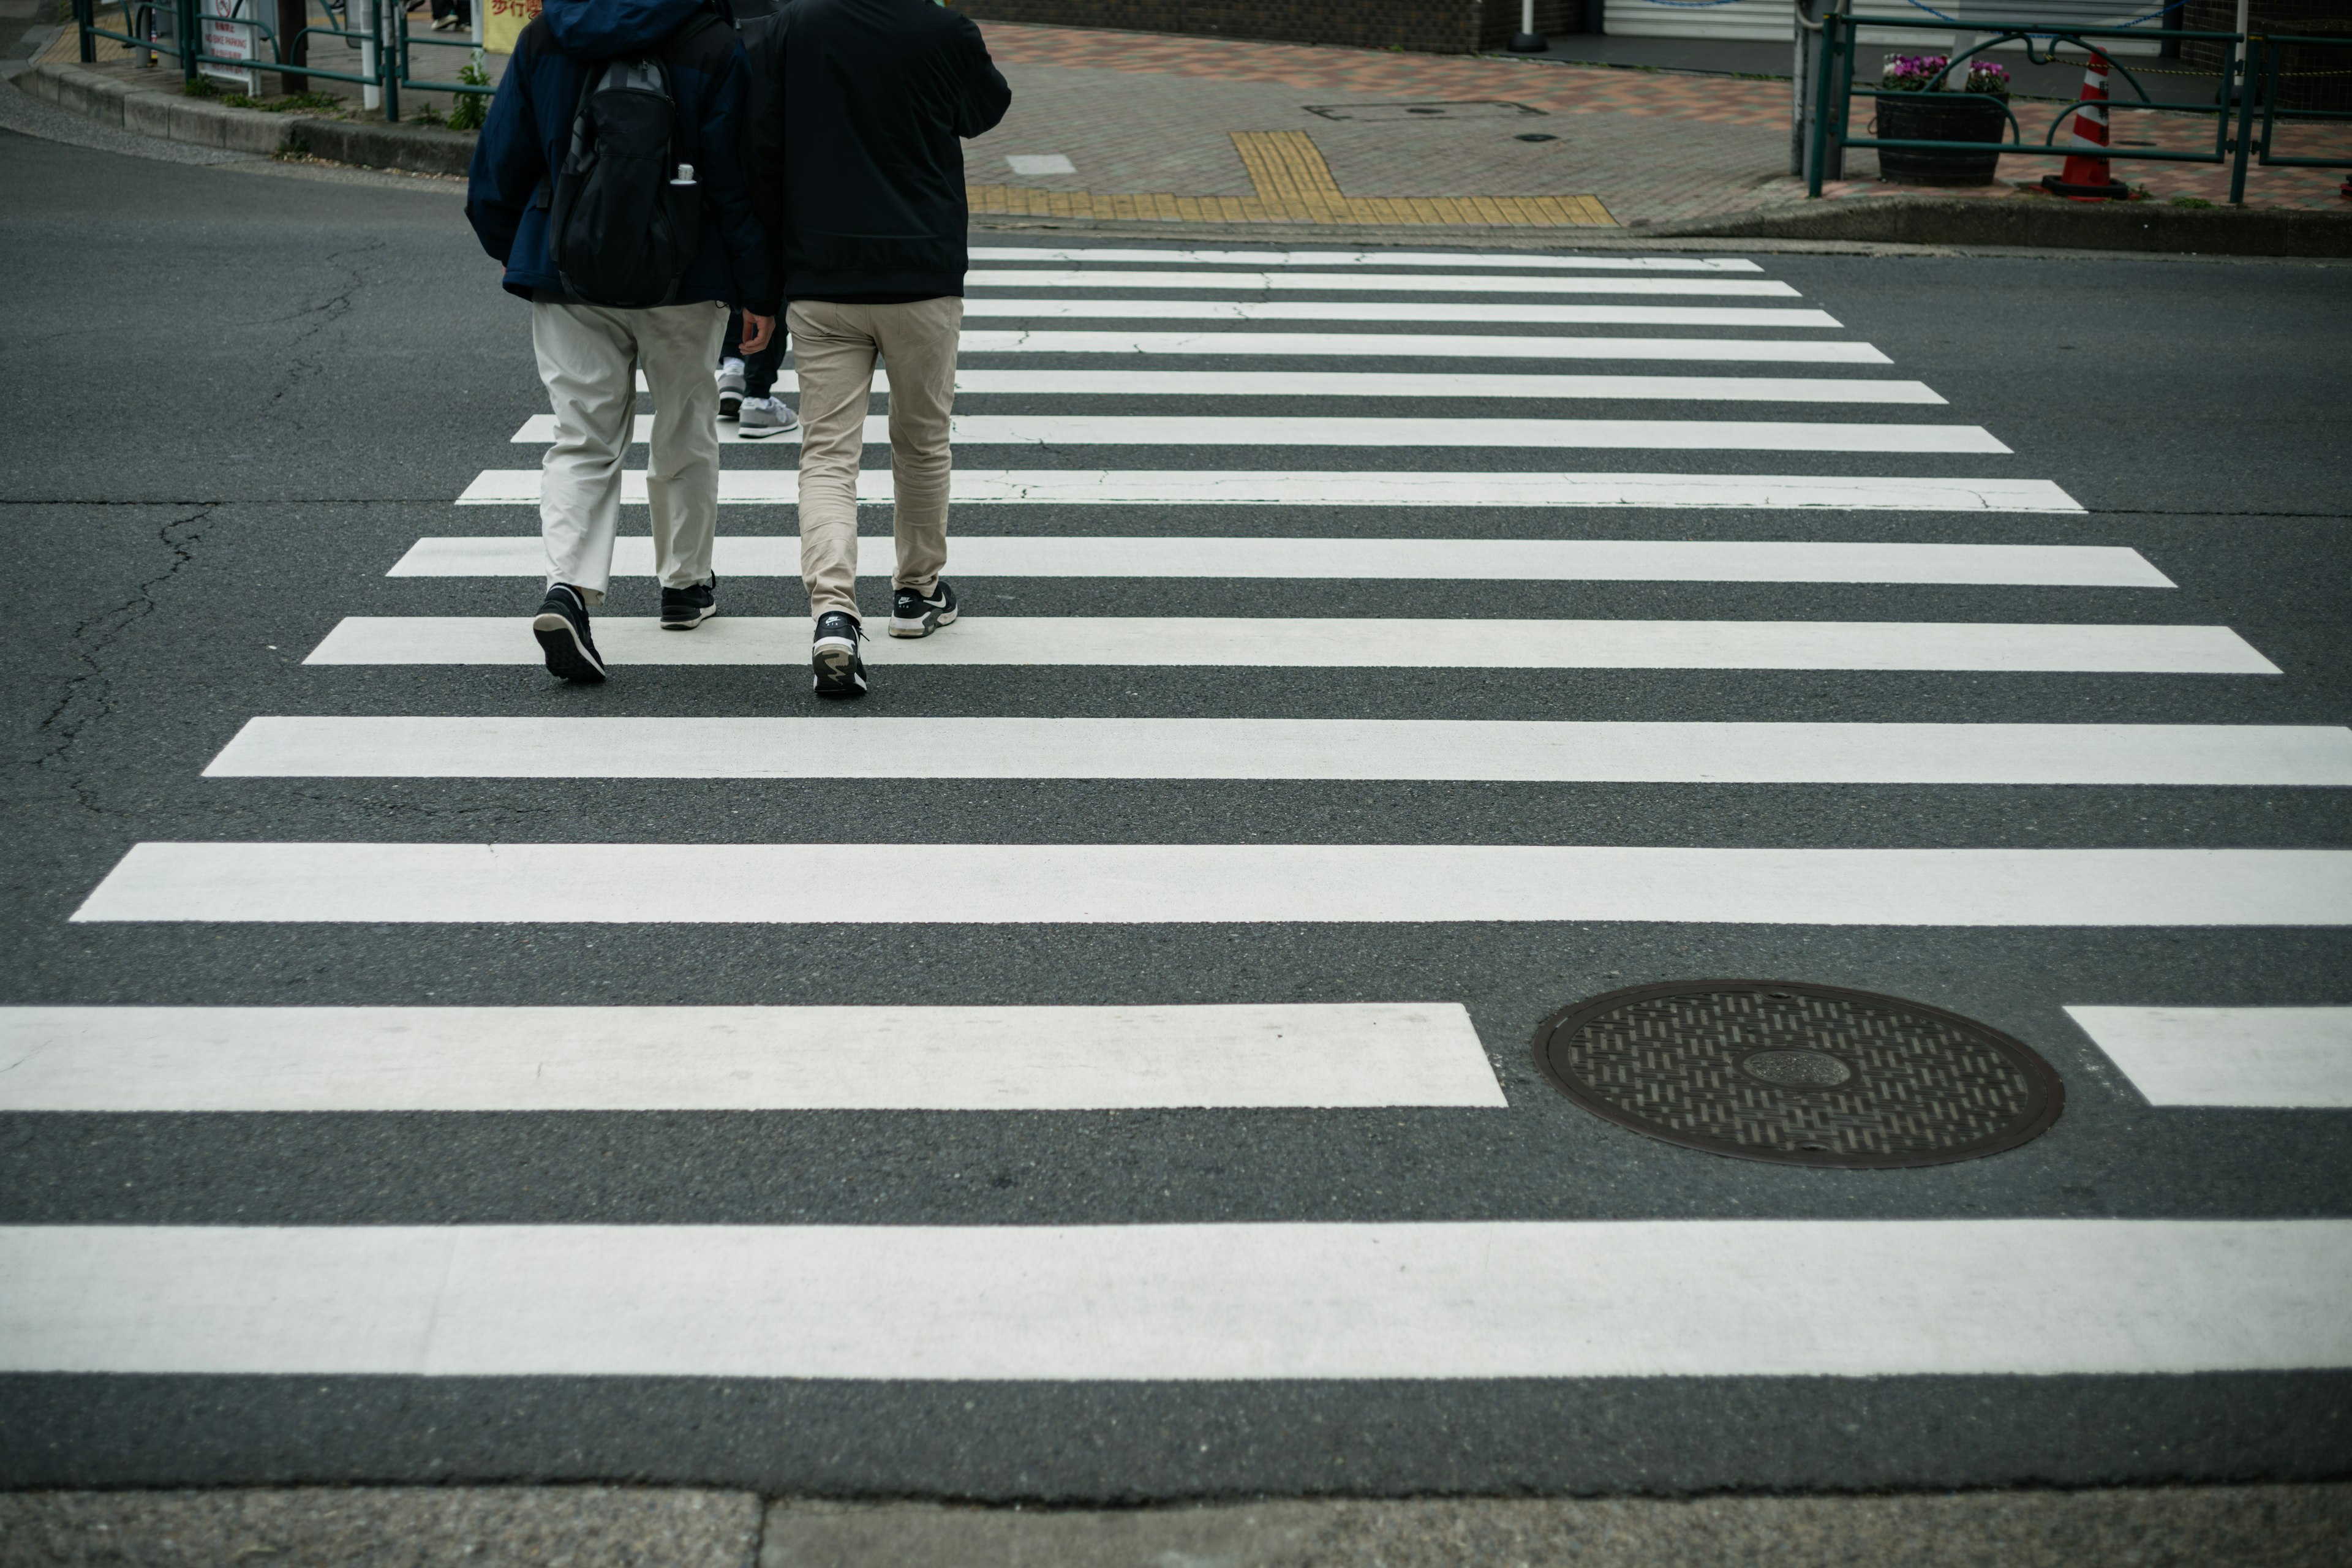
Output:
[1532, 980, 2063, 1169]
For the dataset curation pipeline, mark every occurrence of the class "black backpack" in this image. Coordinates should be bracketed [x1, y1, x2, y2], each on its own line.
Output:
[547, 14, 723, 309]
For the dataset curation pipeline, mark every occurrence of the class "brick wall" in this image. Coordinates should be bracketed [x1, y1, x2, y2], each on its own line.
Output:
[952, 1, 1588, 56]
[2182, 0, 2352, 109]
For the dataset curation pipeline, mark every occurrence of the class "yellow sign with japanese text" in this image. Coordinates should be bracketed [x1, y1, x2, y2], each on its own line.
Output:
[483, 0, 540, 55]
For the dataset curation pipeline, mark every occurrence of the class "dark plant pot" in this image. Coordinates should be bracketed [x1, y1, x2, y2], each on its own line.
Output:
[1873, 92, 2009, 186]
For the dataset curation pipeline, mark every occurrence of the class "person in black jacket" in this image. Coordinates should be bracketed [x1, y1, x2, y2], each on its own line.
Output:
[747, 0, 1010, 698]
[467, 0, 778, 683]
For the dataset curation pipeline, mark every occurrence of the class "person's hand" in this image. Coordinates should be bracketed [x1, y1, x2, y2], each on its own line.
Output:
[741, 312, 775, 353]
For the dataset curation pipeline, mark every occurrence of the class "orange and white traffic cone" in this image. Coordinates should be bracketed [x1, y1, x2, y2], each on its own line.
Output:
[2041, 48, 2132, 201]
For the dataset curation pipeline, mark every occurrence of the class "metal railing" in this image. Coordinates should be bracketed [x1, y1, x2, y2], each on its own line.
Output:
[1806, 13, 2351, 205]
[74, 0, 494, 122]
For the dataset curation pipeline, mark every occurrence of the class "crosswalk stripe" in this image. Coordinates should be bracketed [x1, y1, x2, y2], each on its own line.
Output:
[965, 247, 1768, 272]
[456, 470, 2086, 511]
[689, 369, 1943, 404]
[204, 719, 2352, 785]
[0, 1003, 1503, 1111]
[386, 537, 2167, 586]
[70, 844, 2352, 926]
[8, 1219, 2348, 1376]
[953, 331, 1892, 362]
[963, 300, 1844, 328]
[966, 270, 1804, 298]
[512, 415, 2009, 454]
[2065, 1007, 2352, 1109]
[302, 617, 2277, 674]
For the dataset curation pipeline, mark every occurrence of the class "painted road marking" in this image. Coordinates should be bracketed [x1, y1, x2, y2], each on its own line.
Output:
[965, 247, 1768, 272]
[962, 300, 1844, 328]
[456, 470, 2084, 511]
[965, 270, 1803, 298]
[7, 1221, 2346, 1376]
[302, 617, 2277, 675]
[1004, 154, 1075, 175]
[645, 369, 1944, 403]
[2067, 1006, 2352, 1108]
[0, 1003, 1502, 1111]
[71, 845, 2351, 926]
[206, 720, 2352, 786]
[510, 415, 2007, 453]
[952, 331, 1891, 362]
[388, 536, 2165, 586]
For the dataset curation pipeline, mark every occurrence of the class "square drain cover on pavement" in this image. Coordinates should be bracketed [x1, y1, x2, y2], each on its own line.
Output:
[1305, 100, 1547, 122]
[1533, 981, 2064, 1169]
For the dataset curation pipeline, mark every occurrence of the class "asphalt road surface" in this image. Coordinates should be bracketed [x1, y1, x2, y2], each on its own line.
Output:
[2, 123, 2349, 1499]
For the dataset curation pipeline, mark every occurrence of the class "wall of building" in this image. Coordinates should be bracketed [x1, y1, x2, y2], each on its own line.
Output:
[952, 0, 1588, 56]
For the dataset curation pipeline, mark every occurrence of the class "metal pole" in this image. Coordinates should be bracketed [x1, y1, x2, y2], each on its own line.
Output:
[1807, 9, 1839, 195]
[2228, 34, 2254, 202]
[382, 0, 399, 120]
[361, 0, 379, 110]
[179, 0, 198, 86]
[78, 0, 96, 63]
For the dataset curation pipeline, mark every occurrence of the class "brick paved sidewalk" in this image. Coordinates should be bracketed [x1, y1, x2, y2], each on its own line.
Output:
[965, 21, 2352, 227]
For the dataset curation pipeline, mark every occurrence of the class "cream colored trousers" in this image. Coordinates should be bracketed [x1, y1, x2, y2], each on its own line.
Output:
[532, 298, 728, 606]
[787, 295, 962, 620]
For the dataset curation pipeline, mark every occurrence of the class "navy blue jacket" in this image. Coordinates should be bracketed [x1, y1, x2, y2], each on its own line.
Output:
[747, 0, 1010, 301]
[466, 0, 779, 314]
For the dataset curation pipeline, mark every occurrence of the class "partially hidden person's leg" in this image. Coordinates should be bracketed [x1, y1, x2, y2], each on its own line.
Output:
[717, 308, 747, 421]
[872, 295, 962, 638]
[529, 299, 635, 681]
[790, 300, 879, 696]
[639, 300, 729, 628]
[736, 316, 797, 438]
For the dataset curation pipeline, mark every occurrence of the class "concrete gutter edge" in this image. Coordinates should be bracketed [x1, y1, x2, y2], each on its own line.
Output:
[13, 58, 476, 176]
[1637, 194, 2352, 257]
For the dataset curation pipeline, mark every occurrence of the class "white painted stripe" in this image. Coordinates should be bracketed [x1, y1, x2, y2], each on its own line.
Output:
[963, 300, 1843, 328]
[387, 536, 2168, 587]
[70, 845, 2352, 926]
[953, 331, 1891, 363]
[967, 270, 1801, 298]
[0, 1003, 1501, 1111]
[206, 720, 2352, 786]
[456, 470, 2086, 512]
[302, 617, 2278, 675]
[2066, 1006, 2352, 1109]
[685, 369, 1945, 404]
[7, 1220, 2347, 1377]
[511, 415, 2008, 454]
[966, 247, 1766, 272]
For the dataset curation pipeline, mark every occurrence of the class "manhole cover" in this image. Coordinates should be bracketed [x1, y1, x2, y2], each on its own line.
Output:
[1532, 980, 2062, 1169]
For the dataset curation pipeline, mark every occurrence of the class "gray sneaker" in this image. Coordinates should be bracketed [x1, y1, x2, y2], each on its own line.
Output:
[737, 396, 800, 439]
[716, 359, 746, 420]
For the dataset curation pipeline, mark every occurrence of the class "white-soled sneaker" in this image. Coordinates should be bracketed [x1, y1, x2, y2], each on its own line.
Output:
[888, 579, 957, 638]
[716, 358, 746, 420]
[812, 611, 868, 698]
[737, 396, 800, 439]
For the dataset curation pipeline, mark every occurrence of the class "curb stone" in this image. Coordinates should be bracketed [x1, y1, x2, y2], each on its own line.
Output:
[1636, 194, 2352, 258]
[15, 58, 475, 175]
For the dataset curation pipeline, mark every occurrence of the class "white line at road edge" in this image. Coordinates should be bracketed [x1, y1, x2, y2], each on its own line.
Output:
[455, 470, 2086, 511]
[964, 247, 1768, 271]
[204, 720, 2352, 786]
[388, 537, 2165, 586]
[7, 1221, 2346, 1376]
[69, 845, 2352, 925]
[300, 617, 2279, 674]
[2066, 1006, 2352, 1107]
[0, 1003, 1504, 1111]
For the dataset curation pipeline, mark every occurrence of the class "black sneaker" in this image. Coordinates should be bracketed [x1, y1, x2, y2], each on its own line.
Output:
[532, 582, 606, 684]
[812, 611, 868, 699]
[888, 578, 958, 639]
[660, 575, 717, 630]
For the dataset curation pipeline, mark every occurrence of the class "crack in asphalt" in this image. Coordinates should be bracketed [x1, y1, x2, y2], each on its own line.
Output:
[35, 503, 217, 817]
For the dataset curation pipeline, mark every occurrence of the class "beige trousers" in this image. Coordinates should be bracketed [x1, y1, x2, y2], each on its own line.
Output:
[788, 296, 962, 620]
[531, 298, 728, 606]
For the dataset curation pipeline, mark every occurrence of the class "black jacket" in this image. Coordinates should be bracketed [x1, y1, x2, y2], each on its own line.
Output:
[748, 0, 1011, 301]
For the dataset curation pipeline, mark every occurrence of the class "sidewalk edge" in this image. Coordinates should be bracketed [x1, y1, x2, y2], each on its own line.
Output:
[13, 59, 475, 176]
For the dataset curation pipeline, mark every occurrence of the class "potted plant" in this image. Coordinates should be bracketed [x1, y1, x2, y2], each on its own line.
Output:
[1873, 54, 2011, 186]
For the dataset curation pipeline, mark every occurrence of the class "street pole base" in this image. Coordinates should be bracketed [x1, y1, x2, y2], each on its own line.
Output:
[1508, 31, 1548, 52]
[2040, 174, 2130, 202]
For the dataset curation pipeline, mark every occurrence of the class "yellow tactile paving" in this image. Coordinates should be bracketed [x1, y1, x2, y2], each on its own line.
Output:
[968, 128, 1617, 228]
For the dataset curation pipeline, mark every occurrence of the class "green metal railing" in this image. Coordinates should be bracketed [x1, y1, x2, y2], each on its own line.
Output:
[1807, 14, 2350, 206]
[74, 0, 494, 121]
